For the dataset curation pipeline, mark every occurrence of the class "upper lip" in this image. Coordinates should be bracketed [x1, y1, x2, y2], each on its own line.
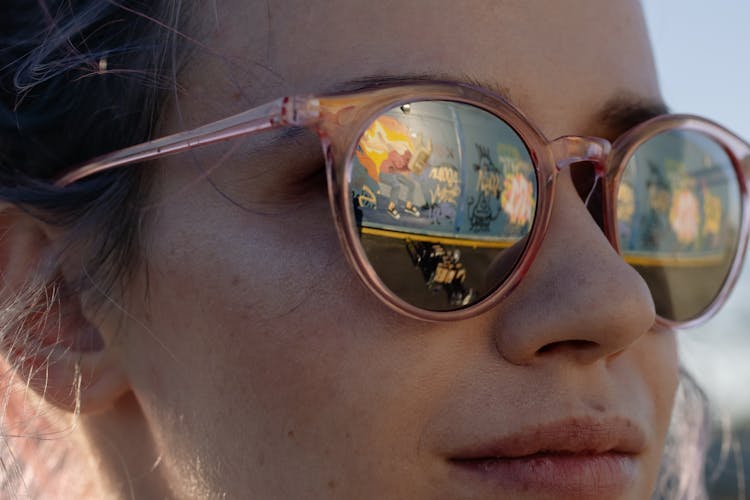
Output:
[449, 415, 647, 460]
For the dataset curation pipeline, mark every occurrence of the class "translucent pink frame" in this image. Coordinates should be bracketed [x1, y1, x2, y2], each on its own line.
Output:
[56, 82, 750, 327]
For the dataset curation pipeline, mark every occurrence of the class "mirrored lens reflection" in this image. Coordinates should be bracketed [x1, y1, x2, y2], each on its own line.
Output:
[349, 101, 537, 311]
[618, 130, 742, 322]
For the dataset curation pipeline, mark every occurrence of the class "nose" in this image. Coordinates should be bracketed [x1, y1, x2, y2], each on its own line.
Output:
[489, 167, 656, 365]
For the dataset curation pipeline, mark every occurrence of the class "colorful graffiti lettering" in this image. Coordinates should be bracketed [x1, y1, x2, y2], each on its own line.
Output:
[430, 183, 461, 206]
[496, 144, 522, 170]
[669, 188, 700, 244]
[428, 164, 461, 206]
[429, 164, 460, 184]
[477, 169, 501, 197]
[468, 145, 502, 232]
[501, 173, 534, 226]
[702, 186, 722, 239]
[354, 185, 377, 209]
[617, 182, 635, 224]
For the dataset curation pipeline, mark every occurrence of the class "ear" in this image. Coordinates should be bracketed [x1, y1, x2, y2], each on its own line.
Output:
[0, 206, 129, 414]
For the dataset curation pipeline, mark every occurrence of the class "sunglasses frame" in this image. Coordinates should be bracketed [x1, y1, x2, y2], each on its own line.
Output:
[604, 114, 750, 328]
[56, 81, 750, 327]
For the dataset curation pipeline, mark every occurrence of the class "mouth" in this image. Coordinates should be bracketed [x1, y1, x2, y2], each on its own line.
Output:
[447, 416, 645, 498]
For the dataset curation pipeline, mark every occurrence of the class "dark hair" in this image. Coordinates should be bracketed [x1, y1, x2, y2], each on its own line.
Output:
[0, 2, 188, 495]
[0, 0, 188, 290]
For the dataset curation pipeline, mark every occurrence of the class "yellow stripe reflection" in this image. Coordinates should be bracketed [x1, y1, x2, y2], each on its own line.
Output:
[623, 253, 727, 268]
[360, 227, 515, 249]
[361, 227, 727, 268]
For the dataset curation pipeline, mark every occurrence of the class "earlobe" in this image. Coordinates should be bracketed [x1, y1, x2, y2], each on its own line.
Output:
[0, 207, 130, 414]
[17, 334, 130, 414]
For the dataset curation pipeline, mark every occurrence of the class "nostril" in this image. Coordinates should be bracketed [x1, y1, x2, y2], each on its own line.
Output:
[537, 339, 599, 356]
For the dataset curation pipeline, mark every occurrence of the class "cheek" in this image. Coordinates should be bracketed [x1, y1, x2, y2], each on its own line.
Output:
[623, 329, 679, 434]
[638, 330, 679, 426]
[135, 179, 355, 377]
[625, 329, 679, 491]
[121, 177, 453, 491]
[155, 179, 341, 317]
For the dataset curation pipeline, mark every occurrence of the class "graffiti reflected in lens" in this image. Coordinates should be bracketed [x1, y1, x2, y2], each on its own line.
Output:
[618, 130, 741, 321]
[350, 100, 537, 311]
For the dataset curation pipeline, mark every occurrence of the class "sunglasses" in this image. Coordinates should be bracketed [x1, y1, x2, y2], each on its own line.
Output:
[57, 81, 750, 327]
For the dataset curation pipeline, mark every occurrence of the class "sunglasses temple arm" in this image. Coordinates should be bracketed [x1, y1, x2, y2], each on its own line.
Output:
[55, 96, 321, 186]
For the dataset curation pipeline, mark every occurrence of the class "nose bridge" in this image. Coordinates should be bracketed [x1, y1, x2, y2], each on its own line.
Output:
[550, 136, 612, 173]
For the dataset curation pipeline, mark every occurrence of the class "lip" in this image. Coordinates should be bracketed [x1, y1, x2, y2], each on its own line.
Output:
[447, 416, 646, 497]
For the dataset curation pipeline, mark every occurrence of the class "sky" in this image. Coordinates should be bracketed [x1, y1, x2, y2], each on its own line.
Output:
[641, 0, 750, 419]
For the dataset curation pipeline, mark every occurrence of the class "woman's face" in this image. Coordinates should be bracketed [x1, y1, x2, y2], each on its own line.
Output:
[101, 1, 678, 498]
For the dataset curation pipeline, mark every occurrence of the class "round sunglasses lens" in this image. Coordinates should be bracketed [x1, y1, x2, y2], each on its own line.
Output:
[349, 101, 537, 311]
[617, 130, 742, 322]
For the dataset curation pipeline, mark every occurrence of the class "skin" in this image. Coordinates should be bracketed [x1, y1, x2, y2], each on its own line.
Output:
[66, 0, 679, 498]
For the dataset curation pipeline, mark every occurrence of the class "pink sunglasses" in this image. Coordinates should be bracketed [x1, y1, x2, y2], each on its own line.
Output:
[57, 81, 750, 327]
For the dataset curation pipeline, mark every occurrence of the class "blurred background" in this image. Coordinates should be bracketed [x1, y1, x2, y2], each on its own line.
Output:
[642, 1, 749, 497]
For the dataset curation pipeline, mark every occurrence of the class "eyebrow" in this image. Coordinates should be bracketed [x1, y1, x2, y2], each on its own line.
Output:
[324, 72, 513, 101]
[596, 94, 670, 138]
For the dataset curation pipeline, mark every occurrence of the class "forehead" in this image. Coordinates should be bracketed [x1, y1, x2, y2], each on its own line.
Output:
[183, 0, 660, 137]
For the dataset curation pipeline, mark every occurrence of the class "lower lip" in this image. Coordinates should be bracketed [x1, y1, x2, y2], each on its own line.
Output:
[450, 453, 638, 498]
